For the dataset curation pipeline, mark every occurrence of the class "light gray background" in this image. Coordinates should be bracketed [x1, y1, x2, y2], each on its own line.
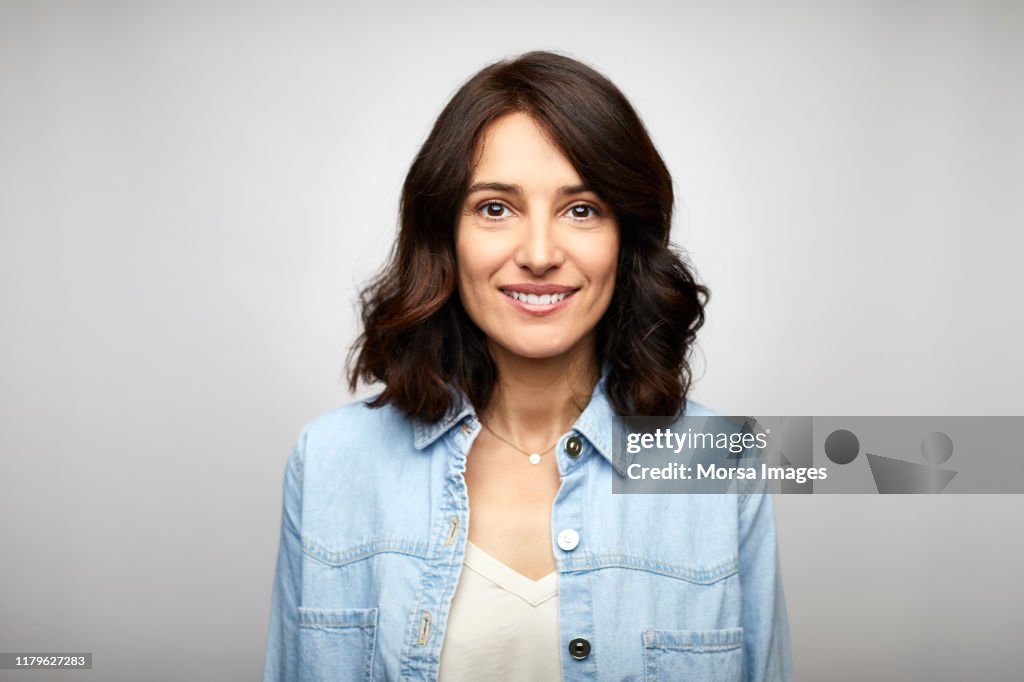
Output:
[1, 1, 1022, 680]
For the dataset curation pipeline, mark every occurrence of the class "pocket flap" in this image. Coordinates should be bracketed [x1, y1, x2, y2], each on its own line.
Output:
[643, 626, 743, 652]
[298, 606, 378, 629]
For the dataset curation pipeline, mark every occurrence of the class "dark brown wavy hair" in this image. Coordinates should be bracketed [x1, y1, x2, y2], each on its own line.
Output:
[346, 50, 709, 423]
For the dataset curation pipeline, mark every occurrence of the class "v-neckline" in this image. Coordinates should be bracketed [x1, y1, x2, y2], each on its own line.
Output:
[463, 540, 558, 606]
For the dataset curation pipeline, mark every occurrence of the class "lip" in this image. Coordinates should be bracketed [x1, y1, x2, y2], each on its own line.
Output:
[499, 283, 578, 295]
[500, 286, 579, 317]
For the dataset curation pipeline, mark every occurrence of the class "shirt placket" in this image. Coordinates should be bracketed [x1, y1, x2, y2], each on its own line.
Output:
[399, 417, 476, 680]
[553, 431, 598, 680]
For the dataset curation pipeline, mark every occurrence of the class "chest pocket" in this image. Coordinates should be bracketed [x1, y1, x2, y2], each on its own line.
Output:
[642, 626, 744, 682]
[297, 606, 378, 682]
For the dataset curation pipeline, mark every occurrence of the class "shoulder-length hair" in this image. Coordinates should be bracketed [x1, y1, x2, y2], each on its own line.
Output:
[346, 50, 709, 422]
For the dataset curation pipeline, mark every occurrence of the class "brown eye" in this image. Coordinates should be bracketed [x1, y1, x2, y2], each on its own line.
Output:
[479, 202, 511, 219]
[567, 205, 598, 220]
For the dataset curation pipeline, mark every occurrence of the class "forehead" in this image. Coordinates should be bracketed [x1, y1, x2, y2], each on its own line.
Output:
[470, 112, 581, 183]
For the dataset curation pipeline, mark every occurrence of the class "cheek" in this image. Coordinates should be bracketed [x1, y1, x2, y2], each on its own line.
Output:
[455, 225, 480, 278]
[580, 235, 619, 289]
[455, 227, 501, 300]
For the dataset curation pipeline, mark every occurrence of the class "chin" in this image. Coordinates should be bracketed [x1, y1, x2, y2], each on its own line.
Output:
[501, 337, 580, 360]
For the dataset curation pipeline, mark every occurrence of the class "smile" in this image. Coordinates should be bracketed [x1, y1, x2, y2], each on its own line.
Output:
[501, 290, 574, 305]
[499, 287, 579, 316]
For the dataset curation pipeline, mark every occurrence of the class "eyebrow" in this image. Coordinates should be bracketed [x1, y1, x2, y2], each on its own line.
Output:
[465, 181, 595, 197]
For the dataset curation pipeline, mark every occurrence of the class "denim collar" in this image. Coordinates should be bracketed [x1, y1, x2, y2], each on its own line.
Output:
[412, 360, 623, 474]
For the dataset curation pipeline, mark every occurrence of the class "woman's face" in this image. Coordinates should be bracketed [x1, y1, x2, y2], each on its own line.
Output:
[455, 112, 619, 363]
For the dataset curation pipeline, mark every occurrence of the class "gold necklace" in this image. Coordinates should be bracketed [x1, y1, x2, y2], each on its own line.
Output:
[479, 409, 584, 465]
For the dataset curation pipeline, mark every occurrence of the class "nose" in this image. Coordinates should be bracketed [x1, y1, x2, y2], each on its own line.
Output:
[513, 213, 565, 275]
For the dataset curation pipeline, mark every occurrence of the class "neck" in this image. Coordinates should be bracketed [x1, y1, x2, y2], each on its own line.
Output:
[480, 336, 601, 454]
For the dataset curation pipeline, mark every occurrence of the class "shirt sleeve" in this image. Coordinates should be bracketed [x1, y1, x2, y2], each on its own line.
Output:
[262, 436, 305, 682]
[738, 472, 794, 681]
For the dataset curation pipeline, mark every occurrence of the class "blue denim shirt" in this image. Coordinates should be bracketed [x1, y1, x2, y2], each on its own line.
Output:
[262, 366, 793, 681]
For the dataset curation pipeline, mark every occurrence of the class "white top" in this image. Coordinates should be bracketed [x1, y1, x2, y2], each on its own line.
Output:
[438, 540, 562, 681]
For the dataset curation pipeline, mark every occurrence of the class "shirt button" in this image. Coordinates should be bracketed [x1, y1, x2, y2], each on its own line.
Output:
[565, 435, 583, 458]
[568, 637, 591, 660]
[557, 528, 580, 551]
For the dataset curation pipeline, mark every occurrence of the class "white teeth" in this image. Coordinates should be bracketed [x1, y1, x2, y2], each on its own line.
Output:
[503, 290, 571, 304]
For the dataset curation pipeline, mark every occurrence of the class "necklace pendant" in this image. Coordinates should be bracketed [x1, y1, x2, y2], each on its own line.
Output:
[528, 453, 542, 465]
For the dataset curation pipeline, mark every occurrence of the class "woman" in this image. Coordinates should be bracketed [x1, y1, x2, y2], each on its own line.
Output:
[263, 50, 793, 681]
